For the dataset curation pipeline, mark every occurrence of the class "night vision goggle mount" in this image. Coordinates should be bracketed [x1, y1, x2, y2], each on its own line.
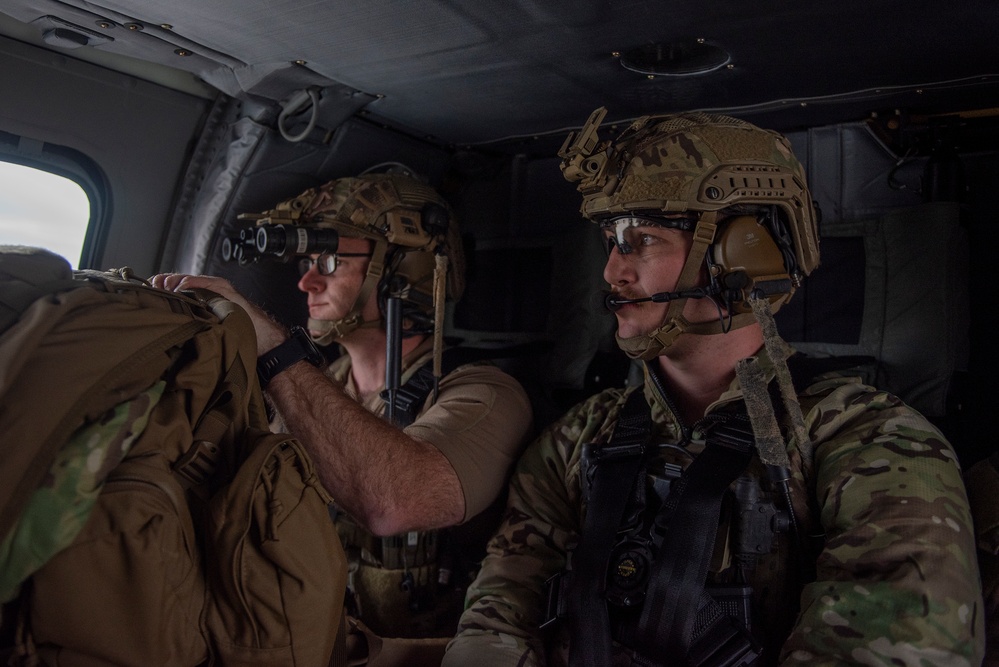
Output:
[558, 106, 613, 196]
[221, 177, 451, 267]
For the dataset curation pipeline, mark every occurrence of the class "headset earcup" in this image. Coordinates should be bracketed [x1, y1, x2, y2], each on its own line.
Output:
[712, 216, 793, 313]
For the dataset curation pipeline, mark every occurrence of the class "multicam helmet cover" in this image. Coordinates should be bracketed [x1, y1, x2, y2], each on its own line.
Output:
[243, 173, 464, 345]
[559, 107, 820, 359]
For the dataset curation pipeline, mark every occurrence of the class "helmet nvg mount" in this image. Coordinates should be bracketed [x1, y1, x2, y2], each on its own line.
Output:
[225, 172, 465, 346]
[559, 106, 820, 360]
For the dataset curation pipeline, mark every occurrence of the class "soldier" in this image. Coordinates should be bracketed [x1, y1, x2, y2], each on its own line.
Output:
[153, 172, 533, 656]
[444, 109, 985, 666]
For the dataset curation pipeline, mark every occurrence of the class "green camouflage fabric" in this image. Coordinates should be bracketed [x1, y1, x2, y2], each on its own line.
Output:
[0, 381, 164, 603]
[445, 350, 984, 666]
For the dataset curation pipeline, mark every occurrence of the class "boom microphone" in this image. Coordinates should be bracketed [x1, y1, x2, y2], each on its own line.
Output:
[604, 286, 720, 311]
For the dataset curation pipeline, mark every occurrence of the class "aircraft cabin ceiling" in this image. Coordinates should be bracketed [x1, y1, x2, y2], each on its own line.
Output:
[0, 0, 997, 148]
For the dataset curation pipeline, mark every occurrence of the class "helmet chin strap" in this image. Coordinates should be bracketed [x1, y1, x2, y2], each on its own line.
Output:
[306, 240, 388, 347]
[615, 212, 755, 361]
[615, 310, 759, 360]
[307, 314, 380, 346]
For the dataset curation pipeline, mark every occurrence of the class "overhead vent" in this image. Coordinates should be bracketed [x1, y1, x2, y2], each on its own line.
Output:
[619, 39, 730, 77]
[32, 15, 113, 49]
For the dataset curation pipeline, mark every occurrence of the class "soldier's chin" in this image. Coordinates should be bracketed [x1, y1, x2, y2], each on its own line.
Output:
[615, 322, 648, 340]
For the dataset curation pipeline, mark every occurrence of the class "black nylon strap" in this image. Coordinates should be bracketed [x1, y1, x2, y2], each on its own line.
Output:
[256, 326, 324, 388]
[381, 347, 489, 427]
[566, 389, 650, 667]
[626, 415, 756, 661]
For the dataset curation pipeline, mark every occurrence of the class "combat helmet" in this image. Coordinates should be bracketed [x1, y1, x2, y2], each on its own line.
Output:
[230, 171, 465, 346]
[559, 107, 820, 360]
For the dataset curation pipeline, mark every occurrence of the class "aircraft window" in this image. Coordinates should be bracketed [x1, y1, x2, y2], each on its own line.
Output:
[0, 161, 90, 268]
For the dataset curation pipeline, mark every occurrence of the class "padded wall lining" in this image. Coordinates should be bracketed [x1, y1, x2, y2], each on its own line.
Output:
[785, 202, 969, 418]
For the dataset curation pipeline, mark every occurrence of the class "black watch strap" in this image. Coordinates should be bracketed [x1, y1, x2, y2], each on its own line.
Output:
[256, 326, 324, 388]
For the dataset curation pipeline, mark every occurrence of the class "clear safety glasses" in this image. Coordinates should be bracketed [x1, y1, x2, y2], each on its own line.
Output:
[298, 251, 373, 277]
[600, 214, 697, 255]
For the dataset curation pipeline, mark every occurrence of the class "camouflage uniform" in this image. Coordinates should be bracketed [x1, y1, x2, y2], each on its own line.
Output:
[446, 349, 985, 666]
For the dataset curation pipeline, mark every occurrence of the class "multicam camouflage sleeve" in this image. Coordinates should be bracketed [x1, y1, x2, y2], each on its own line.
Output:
[446, 378, 986, 666]
[782, 380, 986, 666]
[444, 390, 625, 667]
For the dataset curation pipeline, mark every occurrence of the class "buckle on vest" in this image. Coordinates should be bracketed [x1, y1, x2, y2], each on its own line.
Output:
[701, 413, 756, 455]
[380, 382, 425, 424]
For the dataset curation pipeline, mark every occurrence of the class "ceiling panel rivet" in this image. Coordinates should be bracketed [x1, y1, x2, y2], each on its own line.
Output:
[294, 59, 307, 65]
[160, 23, 173, 30]
[611, 51, 620, 57]
[174, 48, 192, 56]
[696, 37, 705, 43]
[124, 22, 143, 31]
[96, 20, 114, 29]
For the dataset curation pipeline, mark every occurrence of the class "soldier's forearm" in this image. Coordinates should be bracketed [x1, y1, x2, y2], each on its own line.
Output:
[266, 362, 464, 533]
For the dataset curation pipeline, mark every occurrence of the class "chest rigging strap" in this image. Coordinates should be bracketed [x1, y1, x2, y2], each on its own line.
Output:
[619, 407, 760, 666]
[563, 389, 652, 663]
[561, 336, 828, 666]
[562, 388, 764, 667]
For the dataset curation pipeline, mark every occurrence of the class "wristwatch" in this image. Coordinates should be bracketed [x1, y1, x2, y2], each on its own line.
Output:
[256, 326, 325, 388]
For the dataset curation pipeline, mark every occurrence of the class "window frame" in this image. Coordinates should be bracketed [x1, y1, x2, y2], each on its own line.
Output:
[0, 130, 111, 268]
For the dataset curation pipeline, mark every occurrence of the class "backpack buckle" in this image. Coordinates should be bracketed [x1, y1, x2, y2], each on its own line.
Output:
[173, 439, 220, 487]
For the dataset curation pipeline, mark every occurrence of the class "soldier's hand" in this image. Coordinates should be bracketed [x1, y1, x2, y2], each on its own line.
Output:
[150, 273, 288, 355]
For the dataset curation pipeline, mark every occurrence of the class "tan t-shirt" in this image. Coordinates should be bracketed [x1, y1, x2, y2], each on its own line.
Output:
[323, 339, 533, 641]
[328, 339, 533, 521]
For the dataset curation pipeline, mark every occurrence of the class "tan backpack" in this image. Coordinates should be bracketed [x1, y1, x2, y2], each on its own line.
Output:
[0, 246, 347, 666]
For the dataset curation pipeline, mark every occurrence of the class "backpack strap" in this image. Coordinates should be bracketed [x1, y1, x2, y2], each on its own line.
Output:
[172, 288, 264, 490]
[172, 357, 250, 489]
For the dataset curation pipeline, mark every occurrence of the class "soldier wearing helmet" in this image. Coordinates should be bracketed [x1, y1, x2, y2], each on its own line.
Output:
[446, 110, 983, 666]
[152, 171, 533, 651]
